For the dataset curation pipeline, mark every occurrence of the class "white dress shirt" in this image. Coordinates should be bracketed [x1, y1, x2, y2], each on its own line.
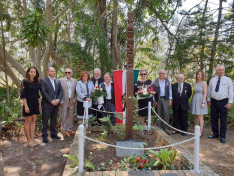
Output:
[66, 78, 72, 98]
[207, 75, 233, 103]
[48, 76, 55, 91]
[104, 82, 112, 100]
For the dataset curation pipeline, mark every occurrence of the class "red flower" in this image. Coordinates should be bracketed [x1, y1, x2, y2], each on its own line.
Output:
[147, 89, 150, 93]
[94, 89, 97, 92]
[136, 157, 140, 162]
[140, 92, 143, 94]
[138, 89, 142, 92]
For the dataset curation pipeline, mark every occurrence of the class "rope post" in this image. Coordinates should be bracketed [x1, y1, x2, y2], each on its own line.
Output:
[79, 124, 84, 174]
[84, 101, 89, 128]
[147, 101, 151, 132]
[194, 125, 200, 173]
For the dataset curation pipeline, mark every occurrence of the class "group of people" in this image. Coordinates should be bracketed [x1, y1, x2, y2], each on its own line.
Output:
[20, 65, 233, 146]
[134, 66, 232, 144]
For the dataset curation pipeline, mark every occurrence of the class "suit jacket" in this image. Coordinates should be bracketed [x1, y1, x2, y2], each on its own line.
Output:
[40, 76, 63, 108]
[100, 82, 115, 105]
[91, 77, 104, 87]
[60, 77, 77, 106]
[172, 82, 192, 111]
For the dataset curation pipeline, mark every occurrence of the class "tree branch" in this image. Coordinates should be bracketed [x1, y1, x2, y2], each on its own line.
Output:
[141, 0, 176, 38]
[52, 1, 73, 23]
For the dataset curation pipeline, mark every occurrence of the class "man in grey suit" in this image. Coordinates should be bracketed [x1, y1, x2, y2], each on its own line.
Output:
[60, 68, 77, 138]
[40, 67, 63, 143]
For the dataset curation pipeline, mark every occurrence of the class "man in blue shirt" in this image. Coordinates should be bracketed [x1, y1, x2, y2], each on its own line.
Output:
[153, 69, 172, 135]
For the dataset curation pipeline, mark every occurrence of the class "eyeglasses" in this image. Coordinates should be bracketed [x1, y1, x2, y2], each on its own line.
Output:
[140, 73, 147, 75]
[65, 72, 71, 74]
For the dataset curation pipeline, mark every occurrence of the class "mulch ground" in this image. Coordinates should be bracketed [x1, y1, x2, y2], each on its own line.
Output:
[0, 123, 233, 176]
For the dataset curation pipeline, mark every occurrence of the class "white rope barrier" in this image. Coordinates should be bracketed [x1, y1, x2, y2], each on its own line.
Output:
[151, 108, 195, 136]
[88, 106, 148, 114]
[79, 132, 198, 150]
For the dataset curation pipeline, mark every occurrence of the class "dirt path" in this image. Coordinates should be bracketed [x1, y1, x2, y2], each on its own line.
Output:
[171, 125, 234, 176]
[0, 125, 233, 176]
[0, 131, 75, 176]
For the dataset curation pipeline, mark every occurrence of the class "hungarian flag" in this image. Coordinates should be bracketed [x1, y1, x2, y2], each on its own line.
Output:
[114, 69, 139, 124]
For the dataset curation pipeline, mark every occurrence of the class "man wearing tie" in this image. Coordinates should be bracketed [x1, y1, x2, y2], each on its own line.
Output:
[207, 65, 233, 143]
[172, 74, 192, 136]
[60, 68, 77, 138]
[40, 67, 63, 143]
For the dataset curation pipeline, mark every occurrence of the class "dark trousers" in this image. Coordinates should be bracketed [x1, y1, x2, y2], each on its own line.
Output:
[42, 106, 59, 138]
[92, 104, 104, 123]
[211, 98, 228, 138]
[104, 101, 116, 126]
[173, 105, 188, 132]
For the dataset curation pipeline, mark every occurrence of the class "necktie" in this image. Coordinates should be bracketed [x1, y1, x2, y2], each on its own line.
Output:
[215, 77, 221, 92]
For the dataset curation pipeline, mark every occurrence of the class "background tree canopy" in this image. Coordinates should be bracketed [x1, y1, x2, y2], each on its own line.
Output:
[0, 0, 233, 88]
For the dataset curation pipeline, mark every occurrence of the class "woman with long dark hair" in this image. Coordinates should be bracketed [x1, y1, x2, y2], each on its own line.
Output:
[20, 66, 41, 146]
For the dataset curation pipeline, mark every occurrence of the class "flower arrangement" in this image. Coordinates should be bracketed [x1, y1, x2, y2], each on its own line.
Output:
[91, 86, 107, 100]
[137, 87, 151, 99]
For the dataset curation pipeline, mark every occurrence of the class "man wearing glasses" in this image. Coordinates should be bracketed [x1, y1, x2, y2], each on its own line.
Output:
[60, 68, 77, 138]
[153, 69, 172, 135]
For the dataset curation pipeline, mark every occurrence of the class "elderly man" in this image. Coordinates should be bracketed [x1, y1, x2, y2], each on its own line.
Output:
[60, 68, 77, 138]
[40, 67, 63, 143]
[172, 74, 192, 136]
[91, 68, 104, 123]
[100, 73, 116, 126]
[207, 65, 233, 143]
[92, 68, 104, 87]
[153, 69, 172, 135]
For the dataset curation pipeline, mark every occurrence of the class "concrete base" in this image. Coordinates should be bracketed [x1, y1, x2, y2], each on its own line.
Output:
[116, 141, 144, 157]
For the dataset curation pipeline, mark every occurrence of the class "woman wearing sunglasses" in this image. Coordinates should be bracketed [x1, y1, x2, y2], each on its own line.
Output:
[134, 69, 156, 125]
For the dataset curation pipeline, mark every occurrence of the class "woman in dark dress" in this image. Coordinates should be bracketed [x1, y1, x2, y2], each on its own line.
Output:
[134, 69, 156, 125]
[20, 66, 41, 147]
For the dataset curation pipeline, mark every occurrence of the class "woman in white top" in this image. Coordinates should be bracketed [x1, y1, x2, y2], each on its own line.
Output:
[76, 71, 94, 119]
[190, 70, 208, 134]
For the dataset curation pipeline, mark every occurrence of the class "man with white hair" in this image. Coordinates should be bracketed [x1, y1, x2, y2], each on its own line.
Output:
[172, 74, 192, 136]
[153, 69, 172, 135]
[92, 68, 104, 87]
[207, 65, 233, 143]
[91, 68, 104, 123]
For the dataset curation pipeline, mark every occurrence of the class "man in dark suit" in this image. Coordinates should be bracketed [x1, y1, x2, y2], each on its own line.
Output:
[100, 73, 116, 126]
[40, 67, 63, 143]
[91, 68, 104, 123]
[172, 74, 192, 136]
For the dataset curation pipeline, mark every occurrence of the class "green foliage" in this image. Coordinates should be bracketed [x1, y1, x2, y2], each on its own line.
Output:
[99, 130, 108, 141]
[21, 8, 51, 48]
[149, 148, 177, 170]
[63, 153, 79, 174]
[84, 157, 95, 171]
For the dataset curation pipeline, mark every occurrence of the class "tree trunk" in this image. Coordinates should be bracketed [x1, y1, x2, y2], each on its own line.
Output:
[0, 44, 26, 76]
[111, 0, 121, 69]
[207, 0, 223, 82]
[199, 0, 209, 70]
[0, 53, 21, 87]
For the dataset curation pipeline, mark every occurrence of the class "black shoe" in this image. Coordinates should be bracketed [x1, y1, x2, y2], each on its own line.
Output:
[208, 134, 219, 139]
[220, 138, 226, 143]
[51, 135, 61, 139]
[181, 133, 186, 136]
[43, 138, 48, 143]
[164, 131, 171, 135]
